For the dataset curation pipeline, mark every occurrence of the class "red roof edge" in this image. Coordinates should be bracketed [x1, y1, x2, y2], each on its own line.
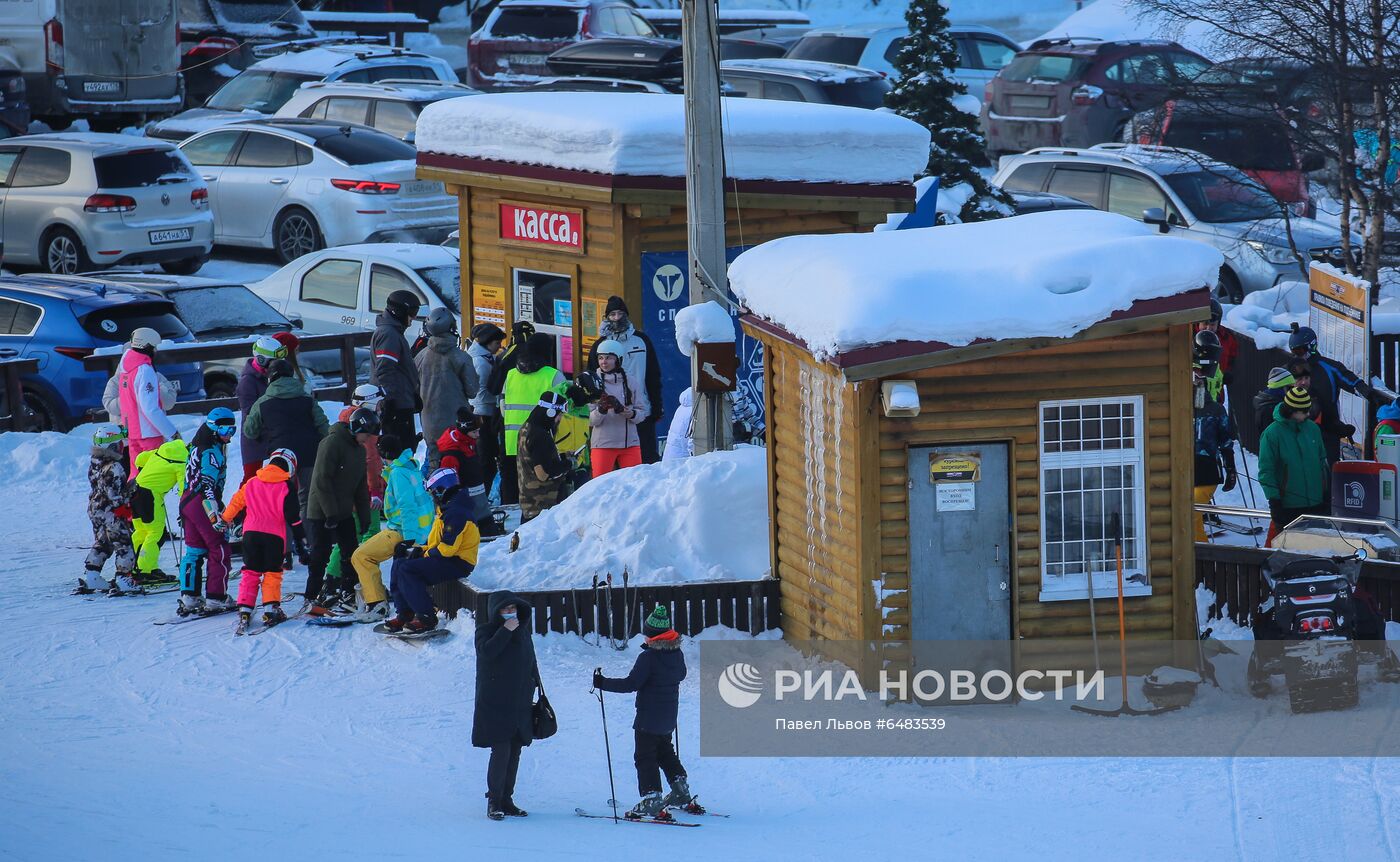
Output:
[417, 152, 915, 200]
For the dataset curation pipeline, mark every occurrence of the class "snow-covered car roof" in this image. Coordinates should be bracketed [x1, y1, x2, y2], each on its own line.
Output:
[1015, 143, 1240, 177]
[730, 209, 1221, 359]
[798, 22, 1012, 38]
[319, 243, 460, 268]
[720, 58, 883, 82]
[14, 133, 181, 153]
[251, 45, 449, 76]
[416, 92, 929, 185]
[283, 80, 479, 103]
[496, 0, 592, 8]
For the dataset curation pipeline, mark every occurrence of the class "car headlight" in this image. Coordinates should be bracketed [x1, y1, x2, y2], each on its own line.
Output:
[1246, 240, 1300, 266]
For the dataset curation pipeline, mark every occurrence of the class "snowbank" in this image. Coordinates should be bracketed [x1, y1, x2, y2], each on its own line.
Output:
[674, 300, 735, 358]
[471, 447, 770, 591]
[416, 93, 931, 185]
[1036, 0, 1223, 57]
[1221, 280, 1308, 350]
[730, 209, 1221, 357]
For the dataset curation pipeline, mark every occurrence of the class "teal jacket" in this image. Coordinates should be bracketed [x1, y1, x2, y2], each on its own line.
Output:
[383, 448, 433, 543]
[1258, 403, 1329, 508]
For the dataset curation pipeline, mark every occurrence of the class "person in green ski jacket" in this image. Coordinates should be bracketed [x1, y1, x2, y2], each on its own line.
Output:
[1258, 386, 1329, 544]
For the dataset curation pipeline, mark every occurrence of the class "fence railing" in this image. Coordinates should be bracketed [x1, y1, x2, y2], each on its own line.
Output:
[0, 358, 39, 432]
[81, 332, 371, 418]
[1195, 542, 1400, 627]
[429, 576, 782, 638]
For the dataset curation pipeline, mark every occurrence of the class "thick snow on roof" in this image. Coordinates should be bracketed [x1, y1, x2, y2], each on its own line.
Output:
[416, 92, 930, 184]
[1035, 0, 1222, 57]
[730, 210, 1223, 358]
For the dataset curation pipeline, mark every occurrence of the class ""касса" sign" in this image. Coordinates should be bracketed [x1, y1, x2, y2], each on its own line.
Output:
[499, 202, 584, 253]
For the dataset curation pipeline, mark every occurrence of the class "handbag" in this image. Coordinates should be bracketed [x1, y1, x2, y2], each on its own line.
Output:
[532, 678, 557, 740]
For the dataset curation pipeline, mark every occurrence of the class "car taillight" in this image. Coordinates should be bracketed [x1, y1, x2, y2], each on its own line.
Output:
[1320, 616, 1333, 630]
[331, 179, 400, 194]
[186, 36, 238, 61]
[1071, 84, 1103, 106]
[984, 82, 995, 104]
[1300, 618, 1311, 632]
[44, 18, 64, 75]
[191, 186, 208, 208]
[84, 194, 137, 213]
[579, 9, 591, 35]
[54, 346, 93, 361]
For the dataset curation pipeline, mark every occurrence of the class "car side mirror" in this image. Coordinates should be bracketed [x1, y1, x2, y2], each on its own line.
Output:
[404, 132, 416, 145]
[1300, 150, 1325, 173]
[1143, 207, 1170, 233]
[289, 317, 304, 329]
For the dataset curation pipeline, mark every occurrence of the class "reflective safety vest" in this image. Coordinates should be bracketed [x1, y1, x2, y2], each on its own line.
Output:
[502, 365, 562, 456]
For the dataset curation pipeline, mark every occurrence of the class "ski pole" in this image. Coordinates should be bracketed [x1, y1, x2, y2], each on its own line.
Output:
[592, 674, 619, 823]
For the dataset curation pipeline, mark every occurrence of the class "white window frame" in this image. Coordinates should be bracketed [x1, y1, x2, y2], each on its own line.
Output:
[1037, 394, 1151, 602]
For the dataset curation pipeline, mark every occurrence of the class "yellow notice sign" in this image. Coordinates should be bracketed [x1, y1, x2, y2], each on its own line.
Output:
[473, 283, 507, 329]
[930, 454, 981, 483]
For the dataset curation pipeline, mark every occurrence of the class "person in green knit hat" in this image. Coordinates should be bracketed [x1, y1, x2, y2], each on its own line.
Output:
[1258, 385, 1329, 544]
[593, 604, 699, 820]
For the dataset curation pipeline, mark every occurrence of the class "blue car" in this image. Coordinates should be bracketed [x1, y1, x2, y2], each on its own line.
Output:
[0, 276, 205, 432]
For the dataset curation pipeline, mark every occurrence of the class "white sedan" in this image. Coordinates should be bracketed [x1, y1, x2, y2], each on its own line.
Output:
[249, 243, 461, 338]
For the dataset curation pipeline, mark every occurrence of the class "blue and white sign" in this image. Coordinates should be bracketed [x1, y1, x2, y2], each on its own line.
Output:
[553, 298, 573, 328]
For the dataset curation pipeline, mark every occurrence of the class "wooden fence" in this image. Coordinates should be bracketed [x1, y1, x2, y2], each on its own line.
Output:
[429, 576, 782, 638]
[1196, 542, 1400, 627]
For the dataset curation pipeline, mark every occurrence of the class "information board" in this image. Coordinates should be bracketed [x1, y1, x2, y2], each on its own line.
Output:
[1307, 263, 1370, 446]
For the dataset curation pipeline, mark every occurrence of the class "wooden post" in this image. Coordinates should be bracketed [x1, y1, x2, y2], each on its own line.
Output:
[339, 334, 359, 393]
[1167, 323, 1197, 639]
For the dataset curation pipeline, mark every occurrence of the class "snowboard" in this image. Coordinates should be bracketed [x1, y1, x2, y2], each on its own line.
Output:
[372, 623, 451, 641]
[305, 616, 357, 627]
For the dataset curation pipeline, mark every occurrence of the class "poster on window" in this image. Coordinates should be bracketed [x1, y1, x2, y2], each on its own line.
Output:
[472, 283, 506, 328]
[936, 483, 975, 511]
[1308, 263, 1370, 442]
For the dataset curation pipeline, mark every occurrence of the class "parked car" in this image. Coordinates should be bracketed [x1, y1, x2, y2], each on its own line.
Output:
[178, 118, 456, 262]
[0, 69, 30, 139]
[991, 144, 1360, 301]
[176, 0, 316, 107]
[248, 243, 460, 341]
[468, 0, 662, 89]
[524, 75, 670, 94]
[721, 59, 891, 109]
[784, 24, 1020, 95]
[1007, 189, 1096, 215]
[0, 0, 183, 131]
[1126, 99, 1323, 213]
[981, 38, 1211, 159]
[147, 44, 458, 141]
[275, 79, 480, 141]
[0, 134, 213, 275]
[65, 271, 371, 396]
[0, 275, 205, 430]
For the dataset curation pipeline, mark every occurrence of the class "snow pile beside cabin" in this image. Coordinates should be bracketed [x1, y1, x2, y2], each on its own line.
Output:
[416, 92, 930, 184]
[471, 447, 770, 591]
[674, 300, 735, 357]
[1221, 280, 1309, 350]
[730, 209, 1223, 358]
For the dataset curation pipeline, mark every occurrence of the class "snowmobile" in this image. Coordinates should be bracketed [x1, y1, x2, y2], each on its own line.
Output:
[1248, 548, 1400, 713]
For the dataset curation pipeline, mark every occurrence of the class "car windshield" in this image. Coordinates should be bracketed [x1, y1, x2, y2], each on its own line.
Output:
[166, 285, 290, 334]
[1164, 119, 1295, 171]
[1195, 62, 1295, 87]
[821, 77, 891, 108]
[490, 8, 581, 39]
[416, 266, 460, 312]
[94, 148, 195, 189]
[1163, 168, 1283, 222]
[315, 128, 416, 165]
[1001, 53, 1089, 83]
[79, 303, 191, 344]
[209, 0, 308, 29]
[206, 69, 318, 112]
[785, 35, 869, 66]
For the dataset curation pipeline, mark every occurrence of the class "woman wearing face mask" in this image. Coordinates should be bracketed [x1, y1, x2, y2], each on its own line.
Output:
[473, 590, 539, 821]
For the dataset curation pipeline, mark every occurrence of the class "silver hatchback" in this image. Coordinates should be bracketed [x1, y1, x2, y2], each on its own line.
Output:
[0, 134, 214, 275]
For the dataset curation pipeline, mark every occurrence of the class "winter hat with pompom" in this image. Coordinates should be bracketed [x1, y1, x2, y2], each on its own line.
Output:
[643, 604, 673, 639]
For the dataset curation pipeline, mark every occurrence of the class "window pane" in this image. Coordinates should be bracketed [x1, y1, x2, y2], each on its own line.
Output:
[0, 150, 19, 185]
[12, 147, 72, 187]
[300, 259, 361, 309]
[369, 265, 423, 312]
[324, 97, 370, 125]
[1001, 162, 1052, 194]
[764, 81, 805, 101]
[972, 38, 1016, 70]
[374, 100, 418, 140]
[235, 133, 298, 168]
[1046, 168, 1104, 207]
[1107, 172, 1166, 220]
[181, 131, 242, 166]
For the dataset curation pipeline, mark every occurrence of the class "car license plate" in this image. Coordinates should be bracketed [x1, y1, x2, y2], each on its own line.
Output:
[507, 53, 547, 68]
[83, 80, 120, 94]
[149, 228, 192, 245]
[400, 180, 441, 196]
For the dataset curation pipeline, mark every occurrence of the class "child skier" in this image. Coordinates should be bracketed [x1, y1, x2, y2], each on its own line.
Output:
[347, 434, 433, 623]
[222, 449, 303, 631]
[436, 407, 499, 536]
[385, 468, 480, 634]
[177, 408, 237, 616]
[592, 605, 697, 820]
[79, 425, 139, 595]
[131, 438, 189, 584]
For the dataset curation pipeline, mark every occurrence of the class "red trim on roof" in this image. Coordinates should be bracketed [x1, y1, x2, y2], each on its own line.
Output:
[417, 152, 915, 200]
[741, 288, 1210, 370]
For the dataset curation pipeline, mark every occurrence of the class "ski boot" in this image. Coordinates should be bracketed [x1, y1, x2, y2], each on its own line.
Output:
[203, 595, 235, 614]
[500, 798, 528, 818]
[75, 569, 111, 595]
[177, 594, 205, 617]
[383, 610, 414, 633]
[136, 568, 177, 586]
[405, 615, 438, 634]
[662, 776, 698, 812]
[353, 601, 390, 624]
[262, 604, 288, 627]
[626, 792, 669, 821]
[235, 610, 252, 635]
[487, 800, 505, 821]
[111, 574, 144, 595]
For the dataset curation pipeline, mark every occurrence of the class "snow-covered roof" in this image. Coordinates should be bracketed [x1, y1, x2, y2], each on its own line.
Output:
[19, 132, 176, 153]
[252, 45, 440, 75]
[1035, 0, 1220, 57]
[719, 58, 881, 82]
[416, 92, 930, 185]
[731, 210, 1222, 361]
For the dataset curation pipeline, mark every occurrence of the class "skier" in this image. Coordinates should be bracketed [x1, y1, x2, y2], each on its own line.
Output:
[305, 408, 378, 614]
[436, 406, 499, 536]
[1375, 397, 1400, 450]
[1193, 348, 1237, 542]
[222, 449, 304, 630]
[79, 425, 139, 595]
[516, 391, 573, 523]
[662, 388, 694, 462]
[176, 408, 237, 615]
[385, 467, 480, 634]
[242, 357, 328, 521]
[1195, 299, 1238, 374]
[371, 288, 423, 449]
[487, 320, 536, 506]
[1259, 386, 1329, 544]
[472, 590, 537, 821]
[1252, 367, 1294, 438]
[236, 335, 287, 483]
[593, 604, 696, 820]
[1194, 330, 1226, 403]
[129, 438, 189, 584]
[117, 327, 180, 475]
[1289, 322, 1379, 463]
[329, 384, 389, 584]
[589, 338, 649, 477]
[348, 434, 433, 623]
[468, 323, 506, 498]
[415, 307, 478, 470]
[587, 296, 663, 463]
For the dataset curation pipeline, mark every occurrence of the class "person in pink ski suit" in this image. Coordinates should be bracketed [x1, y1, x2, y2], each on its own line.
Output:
[117, 327, 178, 475]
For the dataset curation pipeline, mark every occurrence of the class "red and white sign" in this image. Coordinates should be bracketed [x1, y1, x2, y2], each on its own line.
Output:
[499, 202, 584, 252]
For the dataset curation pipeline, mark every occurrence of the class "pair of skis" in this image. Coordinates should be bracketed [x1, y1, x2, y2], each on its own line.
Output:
[575, 800, 725, 827]
[584, 570, 631, 649]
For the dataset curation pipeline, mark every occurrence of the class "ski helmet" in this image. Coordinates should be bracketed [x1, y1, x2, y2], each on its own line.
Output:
[348, 407, 381, 437]
[351, 383, 385, 410]
[425, 467, 459, 502]
[266, 358, 295, 382]
[92, 423, 125, 450]
[1193, 330, 1222, 365]
[537, 390, 568, 419]
[1289, 323, 1318, 355]
[129, 327, 161, 352]
[384, 289, 422, 322]
[205, 406, 237, 437]
[266, 447, 297, 474]
[252, 335, 288, 363]
[1209, 298, 1223, 324]
[595, 338, 625, 361]
[424, 307, 457, 337]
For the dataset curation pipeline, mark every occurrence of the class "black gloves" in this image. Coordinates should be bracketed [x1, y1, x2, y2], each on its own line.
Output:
[1222, 470, 1238, 493]
[592, 670, 604, 689]
[393, 540, 415, 560]
[1341, 424, 1357, 440]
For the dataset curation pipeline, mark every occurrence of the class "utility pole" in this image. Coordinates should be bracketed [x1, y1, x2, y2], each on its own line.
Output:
[681, 0, 732, 455]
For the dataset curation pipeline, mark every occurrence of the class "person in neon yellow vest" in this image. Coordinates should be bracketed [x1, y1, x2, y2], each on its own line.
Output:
[501, 333, 564, 494]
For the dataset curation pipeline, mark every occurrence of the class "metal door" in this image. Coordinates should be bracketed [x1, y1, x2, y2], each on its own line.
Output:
[513, 268, 573, 373]
[908, 443, 1011, 640]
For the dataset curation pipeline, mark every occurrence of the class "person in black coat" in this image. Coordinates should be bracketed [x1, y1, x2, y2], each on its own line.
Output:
[473, 589, 539, 821]
[593, 604, 695, 820]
